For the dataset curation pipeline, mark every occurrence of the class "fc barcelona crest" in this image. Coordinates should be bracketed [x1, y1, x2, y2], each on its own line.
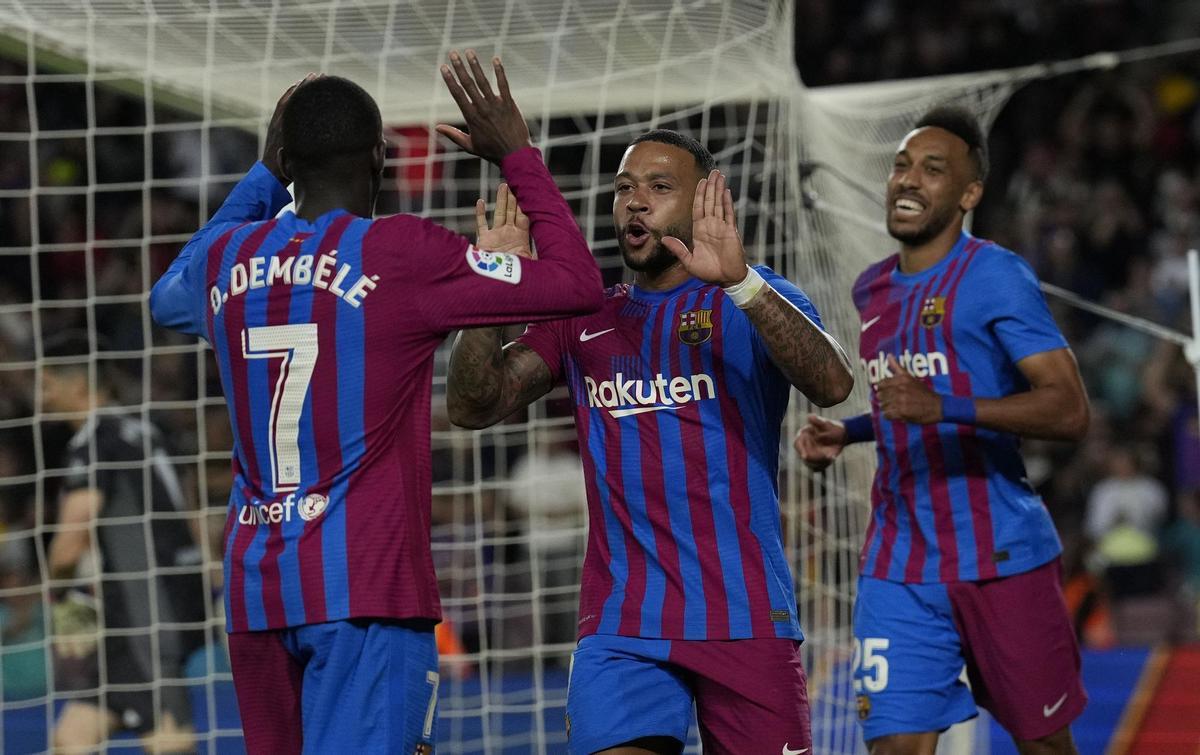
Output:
[920, 296, 946, 328]
[677, 309, 713, 345]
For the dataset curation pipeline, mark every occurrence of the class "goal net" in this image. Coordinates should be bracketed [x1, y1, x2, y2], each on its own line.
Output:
[0, 1, 1024, 752]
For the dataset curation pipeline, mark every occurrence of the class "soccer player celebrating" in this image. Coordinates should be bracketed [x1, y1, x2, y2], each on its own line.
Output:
[150, 53, 603, 753]
[796, 107, 1090, 755]
[447, 131, 853, 754]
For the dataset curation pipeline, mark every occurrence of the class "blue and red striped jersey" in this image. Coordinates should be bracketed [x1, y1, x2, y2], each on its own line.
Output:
[853, 232, 1067, 584]
[150, 149, 603, 632]
[519, 267, 824, 641]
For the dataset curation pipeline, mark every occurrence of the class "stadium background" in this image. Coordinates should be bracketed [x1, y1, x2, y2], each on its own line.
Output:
[0, 0, 1198, 752]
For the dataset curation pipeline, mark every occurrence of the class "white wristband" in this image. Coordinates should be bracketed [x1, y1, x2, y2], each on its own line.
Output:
[722, 265, 766, 308]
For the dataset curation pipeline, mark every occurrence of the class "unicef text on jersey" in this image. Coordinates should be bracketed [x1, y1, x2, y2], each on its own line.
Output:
[237, 492, 330, 526]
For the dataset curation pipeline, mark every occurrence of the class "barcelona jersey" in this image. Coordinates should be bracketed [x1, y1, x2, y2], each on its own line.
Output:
[520, 267, 824, 641]
[852, 232, 1068, 584]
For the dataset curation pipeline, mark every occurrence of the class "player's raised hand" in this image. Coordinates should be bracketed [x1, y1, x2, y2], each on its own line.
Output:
[794, 414, 848, 471]
[662, 170, 749, 288]
[877, 355, 942, 423]
[263, 72, 322, 183]
[476, 183, 533, 258]
[437, 50, 531, 164]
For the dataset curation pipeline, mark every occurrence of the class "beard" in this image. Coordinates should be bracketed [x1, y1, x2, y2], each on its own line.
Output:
[616, 220, 691, 275]
[886, 198, 959, 246]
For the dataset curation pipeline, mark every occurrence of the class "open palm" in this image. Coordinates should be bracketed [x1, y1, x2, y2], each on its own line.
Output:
[476, 182, 533, 258]
[662, 169, 747, 287]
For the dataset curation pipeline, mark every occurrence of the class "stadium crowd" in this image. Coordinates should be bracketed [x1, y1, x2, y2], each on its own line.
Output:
[0, 0, 1197, 728]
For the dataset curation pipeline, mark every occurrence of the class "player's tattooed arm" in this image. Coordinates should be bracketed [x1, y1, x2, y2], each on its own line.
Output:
[663, 170, 853, 406]
[447, 185, 554, 429]
[740, 288, 854, 406]
[447, 332, 554, 428]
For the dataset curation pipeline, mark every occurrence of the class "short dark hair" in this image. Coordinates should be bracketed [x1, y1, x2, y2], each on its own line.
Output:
[914, 106, 988, 181]
[282, 76, 382, 173]
[629, 129, 716, 175]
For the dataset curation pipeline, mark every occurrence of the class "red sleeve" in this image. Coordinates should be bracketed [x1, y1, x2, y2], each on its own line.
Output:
[367, 147, 603, 332]
[515, 320, 566, 384]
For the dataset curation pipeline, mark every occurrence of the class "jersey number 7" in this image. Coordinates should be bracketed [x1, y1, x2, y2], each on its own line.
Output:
[242, 324, 319, 493]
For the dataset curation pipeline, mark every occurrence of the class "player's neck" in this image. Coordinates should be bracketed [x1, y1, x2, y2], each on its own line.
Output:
[633, 261, 690, 291]
[897, 220, 965, 274]
[292, 185, 375, 222]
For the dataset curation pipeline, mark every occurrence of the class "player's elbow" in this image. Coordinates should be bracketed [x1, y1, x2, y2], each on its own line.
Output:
[1060, 398, 1090, 442]
[808, 366, 855, 408]
[148, 278, 169, 325]
[446, 397, 498, 430]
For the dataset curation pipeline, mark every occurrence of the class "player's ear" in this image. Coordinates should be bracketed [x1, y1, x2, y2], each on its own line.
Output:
[278, 148, 292, 183]
[959, 179, 983, 214]
[372, 139, 386, 175]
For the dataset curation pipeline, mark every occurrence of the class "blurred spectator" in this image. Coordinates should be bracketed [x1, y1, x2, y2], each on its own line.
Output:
[504, 434, 587, 655]
[1085, 446, 1170, 542]
[41, 331, 203, 753]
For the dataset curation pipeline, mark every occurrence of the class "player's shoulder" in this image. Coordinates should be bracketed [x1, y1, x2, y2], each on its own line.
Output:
[854, 254, 900, 287]
[576, 282, 629, 320]
[962, 236, 1041, 285]
[852, 254, 899, 307]
[607, 282, 631, 300]
[364, 212, 465, 249]
[524, 283, 626, 338]
[204, 218, 260, 248]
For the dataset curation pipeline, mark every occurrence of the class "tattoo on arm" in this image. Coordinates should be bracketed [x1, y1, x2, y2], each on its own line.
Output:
[740, 287, 854, 407]
[447, 329, 555, 428]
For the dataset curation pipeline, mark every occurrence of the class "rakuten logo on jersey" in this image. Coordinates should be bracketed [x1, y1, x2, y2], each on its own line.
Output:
[584, 372, 716, 418]
[861, 350, 949, 385]
[237, 493, 329, 526]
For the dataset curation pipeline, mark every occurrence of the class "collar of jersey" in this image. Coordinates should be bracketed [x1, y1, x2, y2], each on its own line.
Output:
[891, 231, 971, 285]
[277, 207, 352, 229]
[629, 275, 707, 303]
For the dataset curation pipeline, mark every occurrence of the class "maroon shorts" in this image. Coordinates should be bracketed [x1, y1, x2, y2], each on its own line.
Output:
[950, 558, 1087, 740]
[853, 558, 1086, 742]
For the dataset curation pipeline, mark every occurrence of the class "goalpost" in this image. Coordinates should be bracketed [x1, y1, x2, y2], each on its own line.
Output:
[1, 1, 1197, 753]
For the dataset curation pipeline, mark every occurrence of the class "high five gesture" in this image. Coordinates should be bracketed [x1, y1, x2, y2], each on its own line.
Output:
[437, 50, 531, 164]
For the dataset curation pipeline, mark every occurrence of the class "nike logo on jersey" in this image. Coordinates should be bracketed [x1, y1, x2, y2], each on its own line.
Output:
[609, 405, 675, 418]
[579, 328, 615, 342]
[861, 315, 882, 332]
[1042, 692, 1068, 718]
[782, 745, 809, 755]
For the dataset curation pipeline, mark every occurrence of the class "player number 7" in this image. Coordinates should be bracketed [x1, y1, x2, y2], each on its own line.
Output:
[423, 670, 440, 739]
[242, 324, 319, 492]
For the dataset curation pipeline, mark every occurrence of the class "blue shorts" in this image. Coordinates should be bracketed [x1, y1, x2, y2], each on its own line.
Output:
[566, 633, 810, 755]
[228, 619, 439, 754]
[853, 561, 1085, 742]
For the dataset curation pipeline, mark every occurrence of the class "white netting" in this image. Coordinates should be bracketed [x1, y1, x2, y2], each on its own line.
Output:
[0, 1, 1037, 752]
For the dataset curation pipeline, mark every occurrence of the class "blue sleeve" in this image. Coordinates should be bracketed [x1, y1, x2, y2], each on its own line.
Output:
[149, 162, 292, 339]
[979, 250, 1068, 364]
